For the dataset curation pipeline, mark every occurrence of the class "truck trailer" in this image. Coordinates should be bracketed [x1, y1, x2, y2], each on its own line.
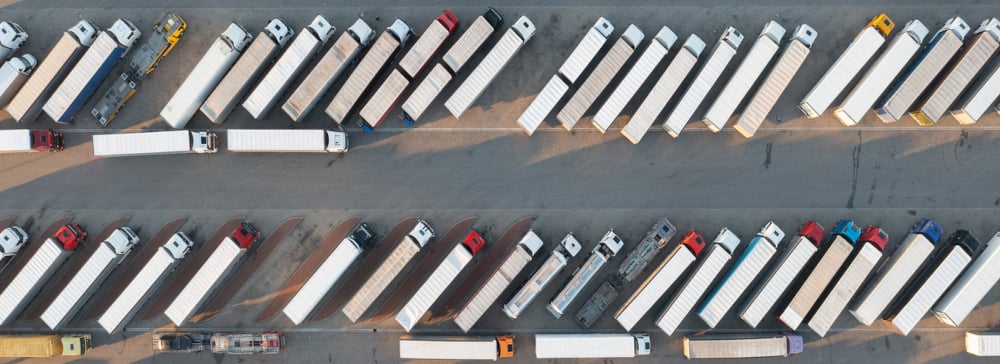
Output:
[592, 26, 676, 133]
[447, 16, 534, 119]
[933, 232, 1000, 326]
[779, 219, 861, 330]
[966, 332, 1000, 356]
[0, 334, 91, 357]
[615, 229, 704, 331]
[683, 333, 803, 359]
[502, 233, 582, 320]
[454, 230, 543, 332]
[0, 224, 86, 325]
[951, 54, 1000, 124]
[535, 333, 650, 358]
[621, 35, 704, 143]
[657, 229, 739, 335]
[92, 130, 217, 157]
[0, 129, 64, 153]
[547, 230, 623, 319]
[663, 26, 744, 137]
[807, 226, 889, 337]
[395, 230, 485, 332]
[0, 55, 36, 107]
[400, 335, 514, 361]
[703, 21, 785, 132]
[0, 21, 28, 63]
[740, 221, 825, 328]
[226, 129, 347, 153]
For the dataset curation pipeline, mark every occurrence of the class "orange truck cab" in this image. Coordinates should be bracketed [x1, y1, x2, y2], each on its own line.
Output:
[496, 335, 515, 358]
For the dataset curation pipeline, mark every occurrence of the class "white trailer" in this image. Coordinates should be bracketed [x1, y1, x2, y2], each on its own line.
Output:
[933, 232, 1000, 326]
[200, 19, 294, 124]
[951, 56, 1000, 124]
[93, 130, 217, 157]
[164, 236, 249, 326]
[799, 14, 894, 118]
[454, 230, 544, 332]
[0, 21, 27, 62]
[592, 27, 676, 133]
[703, 21, 785, 132]
[395, 235, 482, 331]
[657, 229, 739, 335]
[622, 35, 704, 144]
[226, 129, 347, 153]
[282, 19, 374, 123]
[808, 226, 889, 337]
[779, 220, 861, 330]
[663, 26, 744, 137]
[160, 24, 252, 129]
[740, 221, 825, 328]
[535, 333, 651, 358]
[503, 233, 582, 320]
[911, 18, 1000, 126]
[98, 232, 193, 334]
[282, 223, 371, 325]
[697, 221, 784, 328]
[0, 55, 36, 107]
[342, 221, 434, 323]
[445, 16, 535, 120]
[399, 335, 513, 361]
[325, 20, 412, 124]
[615, 230, 705, 331]
[547, 230, 624, 319]
[41, 227, 139, 330]
[835, 20, 929, 126]
[683, 333, 803, 359]
[967, 332, 1000, 356]
[0, 238, 77, 325]
[875, 17, 970, 123]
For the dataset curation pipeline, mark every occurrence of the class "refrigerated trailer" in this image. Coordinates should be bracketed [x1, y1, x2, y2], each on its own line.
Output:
[933, 232, 1000, 326]
[0, 334, 91, 357]
[702, 21, 785, 132]
[779, 219, 861, 330]
[399, 335, 514, 361]
[621, 35, 704, 144]
[0, 225, 85, 326]
[807, 226, 889, 337]
[226, 129, 347, 153]
[799, 14, 894, 118]
[547, 230, 623, 319]
[592, 27, 677, 133]
[0, 129, 64, 153]
[951, 55, 1000, 124]
[663, 26, 744, 137]
[395, 230, 485, 331]
[615, 230, 705, 331]
[657, 229, 738, 335]
[454, 230, 543, 332]
[503, 233, 582, 320]
[0, 55, 36, 107]
[535, 333, 650, 358]
[740, 221, 825, 328]
[966, 332, 1000, 356]
[93, 130, 217, 157]
[683, 333, 803, 359]
[447, 16, 534, 120]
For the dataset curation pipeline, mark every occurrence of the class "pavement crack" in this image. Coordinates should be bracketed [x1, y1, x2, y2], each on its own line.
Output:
[763, 142, 772, 169]
[847, 132, 862, 209]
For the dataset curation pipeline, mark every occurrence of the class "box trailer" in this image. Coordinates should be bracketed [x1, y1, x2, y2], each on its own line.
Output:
[0, 21, 27, 63]
[657, 229, 739, 335]
[850, 219, 942, 326]
[697, 221, 784, 328]
[447, 16, 534, 120]
[740, 221, 825, 328]
[592, 27, 676, 133]
[683, 333, 803, 359]
[779, 219, 861, 330]
[547, 230, 624, 319]
[98, 232, 193, 334]
[967, 332, 1000, 356]
[807, 226, 889, 337]
[226, 129, 347, 153]
[799, 14, 894, 118]
[283, 223, 375, 325]
[395, 230, 485, 331]
[557, 25, 644, 131]
[933, 232, 1000, 326]
[663, 26, 744, 137]
[951, 55, 1000, 124]
[876, 17, 970, 123]
[399, 11, 459, 79]
[282, 19, 375, 123]
[400, 335, 514, 361]
[0, 129, 64, 153]
[503, 233, 582, 320]
[93, 130, 217, 157]
[343, 220, 434, 323]
[703, 21, 785, 132]
[0, 224, 86, 326]
[911, 18, 1000, 125]
[735, 25, 817, 138]
[622, 35, 704, 144]
[535, 333, 650, 358]
[0, 334, 91, 357]
[885, 230, 980, 335]
[454, 230, 543, 332]
[615, 230, 705, 331]
[200, 19, 294, 124]
[0, 55, 36, 107]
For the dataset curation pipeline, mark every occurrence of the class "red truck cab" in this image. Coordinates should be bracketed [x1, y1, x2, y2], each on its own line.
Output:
[461, 229, 486, 255]
[859, 226, 889, 251]
[230, 222, 260, 249]
[437, 10, 459, 32]
[680, 230, 707, 255]
[32, 129, 65, 152]
[798, 220, 826, 247]
[54, 223, 87, 250]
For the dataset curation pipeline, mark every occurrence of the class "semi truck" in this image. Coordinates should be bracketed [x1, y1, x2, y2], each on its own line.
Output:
[282, 19, 375, 123]
[153, 332, 209, 353]
[875, 17, 970, 123]
[799, 14, 894, 118]
[615, 229, 705, 331]
[402, 9, 503, 125]
[99, 232, 193, 334]
[0, 129, 64, 153]
[951, 54, 1000, 124]
[967, 332, 1000, 356]
[850, 219, 942, 326]
[243, 15, 335, 120]
[779, 219, 861, 330]
[934, 232, 1000, 326]
[325, 19, 413, 125]
[703, 21, 785, 132]
[557, 25, 644, 131]
[0, 55, 36, 106]
[517, 18, 613, 135]
[683, 333, 803, 359]
[210, 332, 282, 354]
[535, 333, 650, 358]
[92, 130, 217, 157]
[663, 26, 744, 137]
[740, 221, 825, 328]
[657, 229, 739, 335]
[454, 230, 543, 332]
[160, 23, 252, 129]
[622, 35, 704, 144]
[41, 227, 139, 330]
[0, 21, 28, 62]
[0, 223, 86, 325]
[282, 223, 375, 325]
[697, 221, 784, 328]
[400, 335, 514, 361]
[0, 334, 91, 357]
[5, 20, 98, 124]
[0, 226, 28, 264]
[395, 229, 485, 332]
[592, 26, 676, 133]
[226, 129, 348, 153]
[835, 20, 929, 126]
[547, 230, 623, 319]
[735, 24, 818, 138]
[502, 233, 582, 319]
[200, 19, 294, 124]
[807, 226, 889, 337]
[164, 222, 259, 326]
[447, 16, 535, 119]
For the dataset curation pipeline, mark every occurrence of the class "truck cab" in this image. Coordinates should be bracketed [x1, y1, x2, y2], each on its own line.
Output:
[190, 131, 218, 153]
[388, 19, 415, 45]
[349, 222, 377, 249]
[832, 219, 862, 243]
[0, 226, 28, 257]
[109, 19, 141, 50]
[69, 20, 99, 47]
[633, 333, 652, 355]
[599, 230, 625, 255]
[911, 219, 943, 242]
[859, 226, 889, 250]
[681, 230, 708, 255]
[757, 221, 785, 244]
[868, 13, 896, 37]
[0, 22, 28, 59]
[798, 220, 825, 246]
[54, 224, 87, 250]
[462, 230, 486, 255]
[651, 217, 677, 245]
[106, 227, 140, 254]
[265, 18, 295, 47]
[325, 130, 348, 153]
[153, 332, 210, 353]
[306, 15, 336, 43]
[347, 19, 376, 47]
[230, 222, 260, 249]
[30, 129, 64, 152]
[60, 334, 91, 356]
[496, 335, 515, 358]
[409, 220, 435, 246]
[165, 232, 194, 259]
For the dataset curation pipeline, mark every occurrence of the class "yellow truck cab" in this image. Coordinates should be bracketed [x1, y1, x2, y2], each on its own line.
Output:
[868, 13, 895, 37]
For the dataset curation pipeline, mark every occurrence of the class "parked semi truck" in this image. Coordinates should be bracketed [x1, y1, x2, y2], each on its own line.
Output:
[592, 27, 676, 133]
[0, 129, 64, 152]
[735, 24, 818, 138]
[740, 221, 825, 328]
[657, 229, 738, 335]
[41, 227, 139, 330]
[0, 21, 28, 62]
[400, 335, 514, 361]
[200, 19, 293, 124]
[402, 9, 503, 125]
[683, 333, 803, 359]
[663, 26, 743, 137]
[535, 333, 650, 358]
[799, 14, 894, 118]
[0, 334, 91, 357]
[283, 223, 375, 325]
[6, 20, 97, 123]
[447, 16, 535, 119]
[164, 222, 259, 326]
[210, 332, 282, 354]
[779, 219, 861, 330]
[875, 17, 970, 123]
[503, 233, 582, 319]
[807, 226, 889, 337]
[282, 19, 375, 123]
[547, 230, 623, 319]
[615, 229, 704, 331]
[395, 230, 485, 332]
[934, 232, 1000, 326]
[454, 230, 543, 332]
[967, 332, 1000, 356]
[0, 55, 36, 106]
[621, 35, 704, 143]
[226, 129, 347, 153]
[703, 21, 785, 132]
[698, 221, 784, 328]
[0, 223, 86, 325]
[160, 23, 252, 129]
[93, 130, 217, 157]
[0, 226, 28, 265]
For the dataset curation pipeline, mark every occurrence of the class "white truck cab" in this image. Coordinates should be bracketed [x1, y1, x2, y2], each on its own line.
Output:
[410, 220, 435, 246]
[69, 20, 99, 47]
[633, 333, 652, 355]
[600, 230, 625, 254]
[265, 18, 294, 47]
[0, 226, 29, 257]
[221, 23, 253, 51]
[109, 19, 141, 50]
[758, 221, 786, 243]
[307, 15, 336, 43]
[348, 18, 376, 46]
[325, 130, 349, 153]
[165, 232, 195, 259]
[388, 19, 414, 44]
[107, 227, 140, 254]
[0, 21, 28, 62]
[191, 131, 219, 153]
